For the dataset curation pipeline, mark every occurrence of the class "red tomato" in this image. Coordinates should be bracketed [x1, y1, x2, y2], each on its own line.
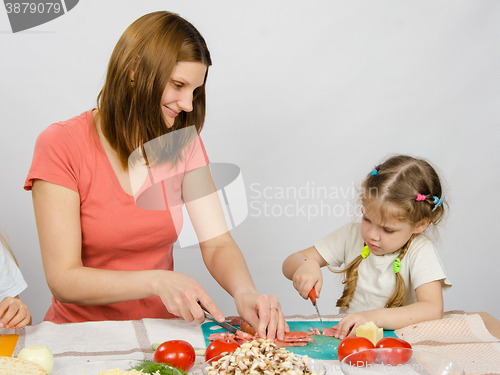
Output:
[205, 338, 240, 363]
[154, 340, 196, 371]
[337, 337, 376, 366]
[376, 337, 412, 365]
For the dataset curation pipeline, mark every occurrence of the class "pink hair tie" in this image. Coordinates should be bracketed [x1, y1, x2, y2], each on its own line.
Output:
[416, 194, 426, 201]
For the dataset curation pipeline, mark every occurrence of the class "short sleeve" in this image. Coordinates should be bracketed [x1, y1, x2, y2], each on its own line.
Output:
[24, 123, 80, 192]
[406, 236, 452, 291]
[314, 222, 362, 267]
[184, 134, 209, 174]
[0, 243, 27, 299]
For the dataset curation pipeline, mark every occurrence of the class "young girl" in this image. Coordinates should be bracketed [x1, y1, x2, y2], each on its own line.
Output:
[283, 155, 451, 339]
[0, 233, 31, 329]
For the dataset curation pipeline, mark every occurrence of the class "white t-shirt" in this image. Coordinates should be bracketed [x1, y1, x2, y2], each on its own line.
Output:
[0, 242, 28, 300]
[314, 222, 451, 314]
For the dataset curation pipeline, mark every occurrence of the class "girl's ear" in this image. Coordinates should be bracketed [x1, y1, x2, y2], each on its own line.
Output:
[413, 218, 430, 234]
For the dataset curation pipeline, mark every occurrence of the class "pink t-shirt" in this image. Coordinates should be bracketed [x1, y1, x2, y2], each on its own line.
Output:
[24, 110, 209, 323]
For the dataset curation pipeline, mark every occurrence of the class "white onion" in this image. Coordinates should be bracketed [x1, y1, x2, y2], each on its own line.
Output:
[17, 345, 54, 374]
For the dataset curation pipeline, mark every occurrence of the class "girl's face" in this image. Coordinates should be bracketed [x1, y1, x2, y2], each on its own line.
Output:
[360, 202, 428, 256]
[160, 61, 207, 128]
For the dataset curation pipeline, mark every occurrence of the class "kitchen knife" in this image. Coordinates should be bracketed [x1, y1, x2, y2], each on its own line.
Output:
[308, 288, 325, 334]
[200, 305, 238, 334]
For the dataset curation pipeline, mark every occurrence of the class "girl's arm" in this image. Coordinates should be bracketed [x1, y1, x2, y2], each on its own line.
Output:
[181, 166, 286, 340]
[333, 280, 444, 339]
[282, 246, 328, 299]
[32, 179, 217, 313]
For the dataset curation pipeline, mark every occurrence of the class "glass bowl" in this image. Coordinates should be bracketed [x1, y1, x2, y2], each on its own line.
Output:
[55, 359, 183, 375]
[202, 353, 326, 375]
[341, 348, 464, 375]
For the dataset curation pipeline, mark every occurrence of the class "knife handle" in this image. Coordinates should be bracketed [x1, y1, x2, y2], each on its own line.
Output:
[199, 304, 213, 320]
[308, 288, 317, 306]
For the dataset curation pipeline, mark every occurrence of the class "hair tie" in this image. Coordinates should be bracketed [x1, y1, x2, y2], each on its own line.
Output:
[416, 194, 426, 201]
[370, 169, 378, 176]
[393, 258, 401, 274]
[361, 245, 370, 258]
[432, 196, 445, 211]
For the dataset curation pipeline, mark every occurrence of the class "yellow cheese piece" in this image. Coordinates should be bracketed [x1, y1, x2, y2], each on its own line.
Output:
[0, 334, 19, 357]
[355, 321, 383, 345]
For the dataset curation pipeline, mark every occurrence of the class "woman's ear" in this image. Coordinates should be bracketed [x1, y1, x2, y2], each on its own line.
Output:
[413, 218, 430, 234]
[129, 55, 140, 83]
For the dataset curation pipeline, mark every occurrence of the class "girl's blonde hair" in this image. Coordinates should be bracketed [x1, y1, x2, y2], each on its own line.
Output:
[335, 155, 446, 309]
[0, 233, 18, 266]
[97, 11, 212, 169]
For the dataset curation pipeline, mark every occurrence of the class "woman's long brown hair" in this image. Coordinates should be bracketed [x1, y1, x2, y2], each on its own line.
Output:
[334, 155, 446, 310]
[97, 11, 212, 169]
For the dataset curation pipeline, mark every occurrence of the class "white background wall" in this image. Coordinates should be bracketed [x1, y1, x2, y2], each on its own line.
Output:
[0, 0, 498, 325]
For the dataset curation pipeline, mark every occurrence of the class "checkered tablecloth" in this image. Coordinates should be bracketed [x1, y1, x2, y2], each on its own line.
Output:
[2, 312, 499, 374]
[395, 312, 500, 374]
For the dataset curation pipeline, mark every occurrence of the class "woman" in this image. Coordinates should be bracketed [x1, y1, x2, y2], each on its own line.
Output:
[25, 11, 285, 340]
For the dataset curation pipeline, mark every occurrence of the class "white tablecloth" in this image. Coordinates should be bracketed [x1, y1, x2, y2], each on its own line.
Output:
[4, 316, 346, 374]
[3, 313, 499, 374]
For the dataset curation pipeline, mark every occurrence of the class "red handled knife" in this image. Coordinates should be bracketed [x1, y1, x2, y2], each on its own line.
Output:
[309, 288, 325, 335]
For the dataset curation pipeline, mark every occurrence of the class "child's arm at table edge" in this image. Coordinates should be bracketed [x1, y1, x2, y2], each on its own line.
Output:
[335, 280, 444, 338]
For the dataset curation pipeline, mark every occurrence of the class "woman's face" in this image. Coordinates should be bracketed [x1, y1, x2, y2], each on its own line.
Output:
[161, 61, 207, 128]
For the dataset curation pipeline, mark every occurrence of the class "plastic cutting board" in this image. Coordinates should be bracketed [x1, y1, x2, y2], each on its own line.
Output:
[202, 321, 397, 360]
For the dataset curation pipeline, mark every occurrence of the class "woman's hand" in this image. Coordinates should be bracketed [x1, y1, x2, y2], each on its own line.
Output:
[154, 270, 224, 324]
[234, 290, 288, 341]
[0, 296, 31, 329]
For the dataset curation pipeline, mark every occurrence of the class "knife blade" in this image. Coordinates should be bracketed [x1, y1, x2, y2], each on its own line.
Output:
[200, 305, 238, 334]
[308, 288, 325, 334]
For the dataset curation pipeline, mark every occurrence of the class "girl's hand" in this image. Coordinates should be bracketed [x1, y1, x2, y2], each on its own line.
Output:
[155, 271, 224, 325]
[282, 247, 328, 300]
[0, 296, 31, 330]
[334, 312, 372, 339]
[292, 258, 323, 300]
[234, 291, 288, 341]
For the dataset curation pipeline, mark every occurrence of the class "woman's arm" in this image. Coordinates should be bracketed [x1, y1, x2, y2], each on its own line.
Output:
[32, 179, 212, 312]
[282, 246, 328, 299]
[333, 280, 444, 339]
[182, 166, 286, 340]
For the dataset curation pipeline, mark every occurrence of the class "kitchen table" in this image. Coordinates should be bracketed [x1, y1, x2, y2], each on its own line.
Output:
[1, 311, 499, 374]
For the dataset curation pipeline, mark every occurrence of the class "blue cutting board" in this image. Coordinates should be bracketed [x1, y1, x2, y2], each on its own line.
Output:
[202, 321, 397, 360]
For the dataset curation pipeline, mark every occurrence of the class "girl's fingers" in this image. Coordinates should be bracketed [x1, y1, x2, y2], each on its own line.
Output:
[11, 316, 31, 330]
[0, 305, 21, 329]
[5, 312, 26, 330]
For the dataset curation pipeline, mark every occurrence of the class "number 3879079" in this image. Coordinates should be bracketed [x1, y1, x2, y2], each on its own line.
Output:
[5, 2, 62, 14]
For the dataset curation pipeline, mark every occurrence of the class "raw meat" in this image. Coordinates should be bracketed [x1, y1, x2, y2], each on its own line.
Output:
[208, 332, 236, 341]
[230, 317, 244, 326]
[274, 340, 309, 347]
[322, 327, 337, 337]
